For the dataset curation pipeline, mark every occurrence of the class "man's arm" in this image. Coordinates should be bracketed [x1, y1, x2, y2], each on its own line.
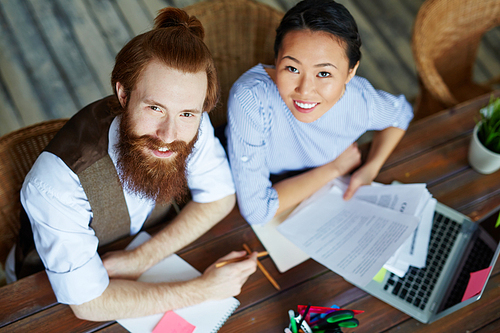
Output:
[102, 193, 236, 279]
[70, 250, 257, 321]
[343, 127, 406, 200]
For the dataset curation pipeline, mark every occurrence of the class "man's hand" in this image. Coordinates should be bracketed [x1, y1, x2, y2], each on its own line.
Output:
[102, 249, 147, 280]
[200, 251, 258, 300]
[343, 165, 377, 200]
[329, 143, 362, 177]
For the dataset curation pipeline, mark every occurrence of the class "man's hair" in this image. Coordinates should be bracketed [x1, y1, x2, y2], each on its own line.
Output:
[111, 7, 219, 112]
[274, 0, 362, 70]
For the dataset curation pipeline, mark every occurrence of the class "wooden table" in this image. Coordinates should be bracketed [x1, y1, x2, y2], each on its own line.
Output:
[1, 91, 500, 332]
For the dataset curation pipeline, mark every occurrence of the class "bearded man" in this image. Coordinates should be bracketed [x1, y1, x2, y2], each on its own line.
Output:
[7, 8, 257, 321]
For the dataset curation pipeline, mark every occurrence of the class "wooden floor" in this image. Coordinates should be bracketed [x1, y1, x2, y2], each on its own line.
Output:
[0, 0, 499, 137]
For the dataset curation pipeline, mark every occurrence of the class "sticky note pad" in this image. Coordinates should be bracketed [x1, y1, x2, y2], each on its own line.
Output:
[373, 268, 387, 283]
[152, 311, 196, 333]
[461, 267, 492, 302]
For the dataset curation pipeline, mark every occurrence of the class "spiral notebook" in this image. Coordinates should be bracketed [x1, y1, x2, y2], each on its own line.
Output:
[117, 232, 240, 333]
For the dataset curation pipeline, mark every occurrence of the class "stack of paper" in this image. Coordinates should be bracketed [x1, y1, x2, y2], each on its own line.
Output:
[274, 178, 434, 287]
[345, 180, 436, 277]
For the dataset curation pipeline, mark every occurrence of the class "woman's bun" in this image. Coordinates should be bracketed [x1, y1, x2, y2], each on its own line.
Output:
[154, 7, 204, 40]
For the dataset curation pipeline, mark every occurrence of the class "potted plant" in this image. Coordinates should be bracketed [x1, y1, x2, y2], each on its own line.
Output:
[468, 95, 500, 174]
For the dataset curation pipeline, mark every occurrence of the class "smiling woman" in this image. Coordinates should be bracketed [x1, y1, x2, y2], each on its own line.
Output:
[225, 0, 414, 226]
[272, 29, 359, 123]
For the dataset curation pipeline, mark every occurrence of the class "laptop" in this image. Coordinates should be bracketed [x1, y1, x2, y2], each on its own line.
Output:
[352, 202, 500, 323]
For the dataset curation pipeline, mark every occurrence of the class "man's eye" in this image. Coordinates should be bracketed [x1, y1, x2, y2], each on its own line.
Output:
[181, 112, 193, 117]
[318, 72, 331, 78]
[286, 66, 299, 74]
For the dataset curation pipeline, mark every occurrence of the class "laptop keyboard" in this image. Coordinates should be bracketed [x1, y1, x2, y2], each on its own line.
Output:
[383, 212, 461, 310]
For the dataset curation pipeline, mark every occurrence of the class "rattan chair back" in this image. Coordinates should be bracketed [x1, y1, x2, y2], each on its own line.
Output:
[412, 0, 500, 120]
[0, 119, 67, 267]
[184, 0, 283, 128]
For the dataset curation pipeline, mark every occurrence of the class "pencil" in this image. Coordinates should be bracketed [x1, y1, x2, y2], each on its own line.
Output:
[215, 251, 268, 268]
[243, 243, 281, 291]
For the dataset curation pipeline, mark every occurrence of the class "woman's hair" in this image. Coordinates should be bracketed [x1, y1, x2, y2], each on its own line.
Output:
[111, 7, 219, 113]
[274, 0, 361, 69]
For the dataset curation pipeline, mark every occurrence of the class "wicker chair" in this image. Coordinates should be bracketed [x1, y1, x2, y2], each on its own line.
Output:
[412, 0, 500, 120]
[0, 119, 67, 268]
[184, 0, 283, 128]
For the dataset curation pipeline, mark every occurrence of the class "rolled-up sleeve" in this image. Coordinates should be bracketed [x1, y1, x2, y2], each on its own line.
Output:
[226, 82, 279, 225]
[361, 80, 413, 131]
[186, 113, 235, 203]
[21, 152, 109, 305]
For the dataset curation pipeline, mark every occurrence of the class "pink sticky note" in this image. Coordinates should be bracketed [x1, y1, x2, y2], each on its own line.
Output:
[152, 311, 196, 333]
[461, 266, 492, 302]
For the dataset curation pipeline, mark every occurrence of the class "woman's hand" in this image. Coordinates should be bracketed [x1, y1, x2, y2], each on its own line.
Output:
[329, 143, 362, 177]
[343, 164, 378, 200]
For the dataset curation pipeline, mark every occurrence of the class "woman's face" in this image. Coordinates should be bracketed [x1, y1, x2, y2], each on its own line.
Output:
[275, 29, 358, 123]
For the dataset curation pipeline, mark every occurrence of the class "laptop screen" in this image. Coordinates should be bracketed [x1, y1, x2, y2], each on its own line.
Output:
[478, 206, 500, 244]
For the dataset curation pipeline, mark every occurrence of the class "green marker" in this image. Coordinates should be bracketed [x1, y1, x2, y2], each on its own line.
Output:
[288, 310, 298, 333]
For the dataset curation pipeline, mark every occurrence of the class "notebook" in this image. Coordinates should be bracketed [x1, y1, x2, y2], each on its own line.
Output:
[117, 232, 240, 333]
[350, 202, 500, 323]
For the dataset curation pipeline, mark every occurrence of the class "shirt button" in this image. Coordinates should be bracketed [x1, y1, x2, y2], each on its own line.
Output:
[241, 156, 249, 162]
[392, 122, 399, 127]
[393, 101, 400, 107]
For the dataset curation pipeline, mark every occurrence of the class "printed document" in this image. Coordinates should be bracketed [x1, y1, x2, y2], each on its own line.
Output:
[277, 186, 420, 286]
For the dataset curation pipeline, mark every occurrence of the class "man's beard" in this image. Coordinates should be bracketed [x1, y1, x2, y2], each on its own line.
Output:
[115, 111, 198, 204]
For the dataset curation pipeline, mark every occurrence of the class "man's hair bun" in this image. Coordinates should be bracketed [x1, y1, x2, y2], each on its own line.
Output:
[154, 7, 204, 40]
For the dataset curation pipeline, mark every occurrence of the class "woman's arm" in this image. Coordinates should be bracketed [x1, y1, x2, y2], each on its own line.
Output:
[273, 143, 361, 216]
[343, 126, 405, 200]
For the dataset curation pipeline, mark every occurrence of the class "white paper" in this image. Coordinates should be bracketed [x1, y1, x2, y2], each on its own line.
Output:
[277, 187, 420, 286]
[251, 206, 309, 273]
[117, 232, 240, 333]
[353, 183, 429, 216]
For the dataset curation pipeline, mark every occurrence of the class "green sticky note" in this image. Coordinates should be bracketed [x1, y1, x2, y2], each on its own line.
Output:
[373, 267, 387, 283]
[495, 213, 500, 228]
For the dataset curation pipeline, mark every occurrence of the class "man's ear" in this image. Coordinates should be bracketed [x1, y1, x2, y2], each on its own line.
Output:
[116, 82, 127, 108]
[345, 61, 360, 84]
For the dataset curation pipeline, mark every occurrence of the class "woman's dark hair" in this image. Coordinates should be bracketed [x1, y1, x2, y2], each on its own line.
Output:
[274, 0, 362, 69]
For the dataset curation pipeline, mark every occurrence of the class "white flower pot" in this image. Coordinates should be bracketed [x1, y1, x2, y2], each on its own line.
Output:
[468, 122, 500, 174]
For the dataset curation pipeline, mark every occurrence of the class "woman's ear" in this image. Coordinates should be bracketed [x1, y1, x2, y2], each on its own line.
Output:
[116, 82, 127, 108]
[345, 61, 360, 84]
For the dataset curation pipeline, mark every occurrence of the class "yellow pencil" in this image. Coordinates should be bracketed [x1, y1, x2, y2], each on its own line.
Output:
[215, 251, 268, 268]
[243, 243, 281, 291]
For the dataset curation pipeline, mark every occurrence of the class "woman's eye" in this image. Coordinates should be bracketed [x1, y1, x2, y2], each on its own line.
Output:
[150, 106, 161, 112]
[286, 66, 299, 74]
[318, 72, 331, 78]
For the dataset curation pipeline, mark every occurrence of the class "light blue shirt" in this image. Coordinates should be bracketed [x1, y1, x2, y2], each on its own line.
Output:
[20, 112, 235, 305]
[226, 64, 413, 225]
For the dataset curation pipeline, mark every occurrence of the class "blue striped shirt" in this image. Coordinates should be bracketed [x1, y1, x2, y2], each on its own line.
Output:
[226, 64, 413, 225]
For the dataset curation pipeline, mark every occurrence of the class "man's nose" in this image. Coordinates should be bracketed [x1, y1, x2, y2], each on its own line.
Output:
[156, 119, 177, 143]
[295, 74, 315, 96]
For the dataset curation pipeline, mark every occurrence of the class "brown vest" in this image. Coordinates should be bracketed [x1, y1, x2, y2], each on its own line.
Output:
[16, 96, 171, 278]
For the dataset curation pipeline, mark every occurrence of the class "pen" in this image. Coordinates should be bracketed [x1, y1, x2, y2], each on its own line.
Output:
[243, 243, 281, 290]
[215, 251, 268, 268]
[297, 303, 311, 330]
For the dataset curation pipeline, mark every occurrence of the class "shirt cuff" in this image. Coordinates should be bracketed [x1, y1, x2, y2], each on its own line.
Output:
[46, 253, 109, 305]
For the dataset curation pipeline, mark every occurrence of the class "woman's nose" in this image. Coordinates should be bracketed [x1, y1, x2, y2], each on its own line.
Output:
[295, 74, 314, 95]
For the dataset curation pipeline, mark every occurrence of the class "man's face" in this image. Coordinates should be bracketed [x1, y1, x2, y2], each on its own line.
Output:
[115, 61, 208, 203]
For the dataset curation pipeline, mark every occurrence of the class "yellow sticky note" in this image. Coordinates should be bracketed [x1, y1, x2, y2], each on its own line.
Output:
[373, 268, 387, 283]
